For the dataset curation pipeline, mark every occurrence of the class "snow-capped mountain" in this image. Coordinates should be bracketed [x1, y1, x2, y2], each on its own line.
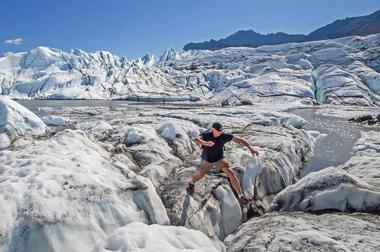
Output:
[1, 34, 380, 105]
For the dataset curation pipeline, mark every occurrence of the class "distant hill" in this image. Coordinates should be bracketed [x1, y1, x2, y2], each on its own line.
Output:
[184, 31, 306, 51]
[304, 10, 380, 41]
[184, 10, 380, 51]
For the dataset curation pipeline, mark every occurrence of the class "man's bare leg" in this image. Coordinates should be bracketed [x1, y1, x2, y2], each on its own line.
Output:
[221, 166, 243, 195]
[191, 171, 206, 184]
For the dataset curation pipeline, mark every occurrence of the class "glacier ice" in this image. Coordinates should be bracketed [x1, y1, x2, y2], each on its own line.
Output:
[1, 34, 380, 105]
[0, 95, 50, 148]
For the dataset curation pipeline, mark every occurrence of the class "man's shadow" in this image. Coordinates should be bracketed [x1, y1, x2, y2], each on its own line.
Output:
[179, 192, 191, 226]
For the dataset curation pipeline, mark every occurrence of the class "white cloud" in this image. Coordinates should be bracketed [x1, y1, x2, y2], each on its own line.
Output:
[4, 38, 23, 45]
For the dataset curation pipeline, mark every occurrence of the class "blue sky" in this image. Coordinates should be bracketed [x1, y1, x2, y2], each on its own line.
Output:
[1, 0, 380, 59]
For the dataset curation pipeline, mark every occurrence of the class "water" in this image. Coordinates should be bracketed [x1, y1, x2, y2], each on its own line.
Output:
[16, 100, 212, 109]
[292, 108, 378, 177]
[17, 99, 132, 108]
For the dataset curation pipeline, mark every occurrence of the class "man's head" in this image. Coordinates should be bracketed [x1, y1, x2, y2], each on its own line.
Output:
[211, 122, 223, 137]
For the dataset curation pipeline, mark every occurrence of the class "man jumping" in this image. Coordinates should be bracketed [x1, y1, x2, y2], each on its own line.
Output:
[187, 122, 259, 204]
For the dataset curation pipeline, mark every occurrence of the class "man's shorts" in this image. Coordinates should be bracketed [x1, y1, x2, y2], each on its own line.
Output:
[199, 158, 230, 173]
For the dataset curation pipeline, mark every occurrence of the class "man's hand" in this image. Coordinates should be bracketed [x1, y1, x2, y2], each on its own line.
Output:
[203, 141, 215, 147]
[194, 137, 214, 147]
[249, 146, 259, 156]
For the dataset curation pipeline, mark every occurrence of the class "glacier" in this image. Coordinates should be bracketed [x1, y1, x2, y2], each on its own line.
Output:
[0, 34, 380, 105]
[0, 94, 379, 251]
[0, 98, 320, 251]
[0, 33, 380, 252]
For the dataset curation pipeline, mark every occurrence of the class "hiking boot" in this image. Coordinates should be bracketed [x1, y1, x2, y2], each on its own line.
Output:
[186, 182, 195, 195]
[239, 195, 252, 205]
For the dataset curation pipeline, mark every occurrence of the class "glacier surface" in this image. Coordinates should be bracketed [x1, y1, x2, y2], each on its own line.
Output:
[1, 34, 380, 105]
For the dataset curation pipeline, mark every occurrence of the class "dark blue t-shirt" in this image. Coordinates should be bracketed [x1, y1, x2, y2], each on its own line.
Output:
[199, 131, 234, 163]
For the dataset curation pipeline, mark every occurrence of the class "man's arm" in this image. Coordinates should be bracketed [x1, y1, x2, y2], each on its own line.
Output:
[194, 136, 215, 147]
[232, 136, 259, 156]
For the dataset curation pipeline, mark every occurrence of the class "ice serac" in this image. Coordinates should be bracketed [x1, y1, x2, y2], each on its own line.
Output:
[163, 34, 380, 106]
[123, 124, 187, 185]
[95, 222, 226, 252]
[1, 34, 380, 105]
[0, 129, 169, 252]
[131, 175, 170, 225]
[269, 167, 380, 213]
[0, 95, 49, 148]
[0, 46, 199, 101]
[224, 212, 380, 252]
[338, 130, 380, 189]
[77, 120, 112, 140]
[41, 115, 67, 126]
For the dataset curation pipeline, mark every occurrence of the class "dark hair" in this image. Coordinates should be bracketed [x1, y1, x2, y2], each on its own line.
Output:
[212, 122, 223, 131]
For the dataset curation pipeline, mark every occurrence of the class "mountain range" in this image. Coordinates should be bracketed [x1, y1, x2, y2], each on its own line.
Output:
[184, 10, 380, 50]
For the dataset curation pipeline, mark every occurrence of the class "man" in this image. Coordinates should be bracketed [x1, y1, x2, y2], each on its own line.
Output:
[187, 122, 259, 204]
